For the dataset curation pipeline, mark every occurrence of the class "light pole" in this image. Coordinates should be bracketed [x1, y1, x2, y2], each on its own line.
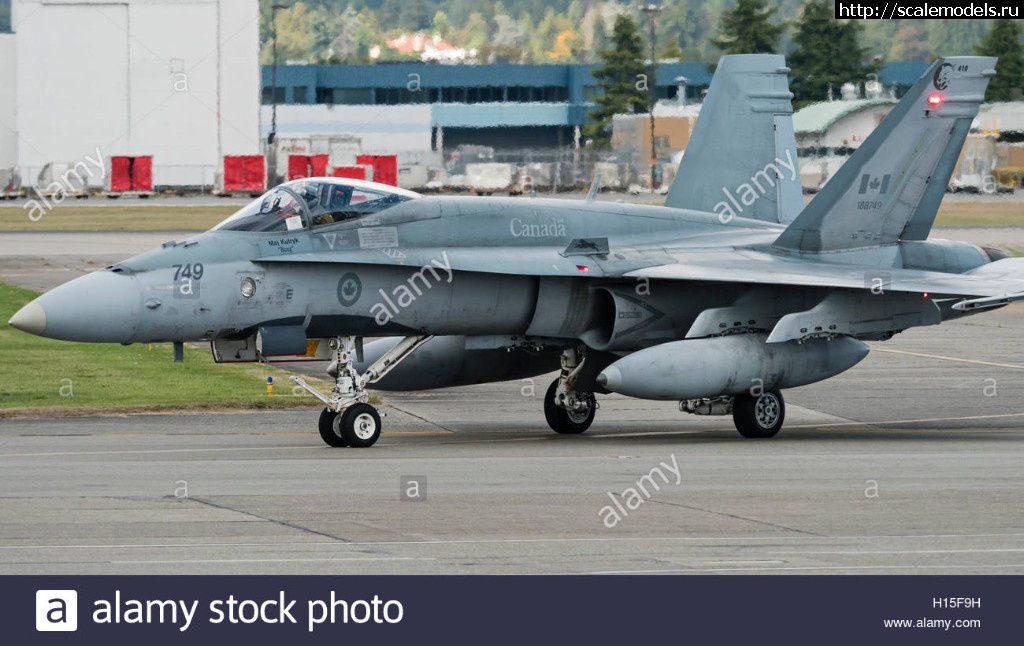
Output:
[638, 3, 661, 190]
[268, 4, 288, 185]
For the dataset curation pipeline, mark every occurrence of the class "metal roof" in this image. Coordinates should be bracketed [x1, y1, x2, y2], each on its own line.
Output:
[793, 98, 897, 134]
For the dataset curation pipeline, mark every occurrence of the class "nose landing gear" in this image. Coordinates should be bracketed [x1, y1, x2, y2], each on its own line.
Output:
[293, 335, 431, 447]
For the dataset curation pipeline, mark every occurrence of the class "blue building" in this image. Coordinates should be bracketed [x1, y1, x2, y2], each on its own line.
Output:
[261, 62, 711, 151]
[258, 60, 928, 164]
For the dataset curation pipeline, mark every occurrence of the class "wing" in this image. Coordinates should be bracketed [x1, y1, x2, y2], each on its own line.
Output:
[628, 252, 1024, 302]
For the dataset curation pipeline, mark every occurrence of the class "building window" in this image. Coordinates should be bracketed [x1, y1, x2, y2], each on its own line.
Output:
[331, 88, 374, 105]
[540, 86, 568, 102]
[441, 87, 464, 103]
[261, 86, 286, 105]
[292, 86, 308, 103]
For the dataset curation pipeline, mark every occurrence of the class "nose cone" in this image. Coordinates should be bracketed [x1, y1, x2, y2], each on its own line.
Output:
[9, 301, 47, 335]
[11, 270, 141, 343]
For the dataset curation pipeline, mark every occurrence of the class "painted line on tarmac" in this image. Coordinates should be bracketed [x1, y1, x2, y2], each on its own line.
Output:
[875, 347, 1024, 370]
[4, 533, 1023, 551]
[786, 411, 1024, 429]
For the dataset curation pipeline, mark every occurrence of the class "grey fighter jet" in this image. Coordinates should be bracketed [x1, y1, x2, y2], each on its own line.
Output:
[11, 55, 1024, 447]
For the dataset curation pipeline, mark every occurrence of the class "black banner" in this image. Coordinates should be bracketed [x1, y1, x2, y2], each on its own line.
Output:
[4, 575, 1016, 644]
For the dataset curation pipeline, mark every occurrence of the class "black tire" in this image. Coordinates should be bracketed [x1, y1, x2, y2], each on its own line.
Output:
[339, 403, 382, 448]
[733, 390, 785, 439]
[544, 379, 596, 434]
[318, 407, 348, 447]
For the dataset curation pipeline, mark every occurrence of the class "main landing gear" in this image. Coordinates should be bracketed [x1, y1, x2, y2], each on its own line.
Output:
[292, 335, 431, 447]
[680, 389, 786, 438]
[544, 346, 597, 434]
[733, 389, 785, 438]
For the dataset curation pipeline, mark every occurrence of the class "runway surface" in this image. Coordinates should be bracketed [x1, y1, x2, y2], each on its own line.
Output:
[1, 231, 1024, 575]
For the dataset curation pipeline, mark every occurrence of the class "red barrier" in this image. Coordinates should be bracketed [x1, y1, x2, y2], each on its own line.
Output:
[356, 154, 398, 186]
[331, 166, 368, 181]
[109, 156, 153, 192]
[223, 155, 266, 191]
[287, 154, 330, 181]
[133, 156, 152, 190]
[110, 157, 130, 192]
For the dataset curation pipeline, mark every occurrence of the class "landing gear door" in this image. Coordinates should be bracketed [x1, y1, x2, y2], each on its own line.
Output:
[211, 337, 258, 363]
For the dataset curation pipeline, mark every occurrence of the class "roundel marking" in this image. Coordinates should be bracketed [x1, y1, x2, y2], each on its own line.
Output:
[337, 273, 362, 307]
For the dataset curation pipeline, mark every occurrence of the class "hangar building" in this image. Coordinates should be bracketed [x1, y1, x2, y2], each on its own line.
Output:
[4, 0, 260, 189]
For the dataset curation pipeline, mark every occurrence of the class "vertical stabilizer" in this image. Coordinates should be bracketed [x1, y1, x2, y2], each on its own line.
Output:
[773, 57, 996, 253]
[665, 54, 802, 225]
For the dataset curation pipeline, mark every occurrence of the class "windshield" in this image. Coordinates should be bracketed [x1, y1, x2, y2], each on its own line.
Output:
[214, 187, 307, 232]
[213, 178, 420, 232]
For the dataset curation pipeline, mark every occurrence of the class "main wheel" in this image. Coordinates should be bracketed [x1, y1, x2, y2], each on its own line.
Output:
[544, 379, 596, 434]
[733, 390, 785, 438]
[318, 407, 348, 447]
[338, 403, 382, 448]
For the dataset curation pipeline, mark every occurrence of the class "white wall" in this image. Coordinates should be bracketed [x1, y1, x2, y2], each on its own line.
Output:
[13, 0, 259, 187]
[0, 35, 17, 169]
[261, 104, 438, 166]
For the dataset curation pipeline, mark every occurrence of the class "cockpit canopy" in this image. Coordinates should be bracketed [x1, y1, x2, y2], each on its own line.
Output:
[213, 178, 421, 233]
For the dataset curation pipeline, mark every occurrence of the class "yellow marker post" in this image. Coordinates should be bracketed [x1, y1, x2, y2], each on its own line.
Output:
[266, 376, 273, 397]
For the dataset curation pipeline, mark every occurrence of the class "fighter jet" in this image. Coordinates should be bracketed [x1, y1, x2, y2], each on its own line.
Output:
[10, 55, 1024, 447]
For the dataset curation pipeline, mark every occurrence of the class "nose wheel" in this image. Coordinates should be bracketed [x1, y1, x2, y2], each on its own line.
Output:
[293, 335, 431, 448]
[337, 403, 382, 448]
[318, 408, 348, 447]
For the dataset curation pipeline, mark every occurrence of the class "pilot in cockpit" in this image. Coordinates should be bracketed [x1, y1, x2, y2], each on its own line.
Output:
[311, 184, 353, 225]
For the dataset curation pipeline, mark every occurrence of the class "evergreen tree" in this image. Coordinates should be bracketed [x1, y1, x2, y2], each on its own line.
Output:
[584, 14, 652, 148]
[788, 0, 879, 106]
[975, 20, 1024, 101]
[713, 0, 783, 55]
[889, 20, 932, 61]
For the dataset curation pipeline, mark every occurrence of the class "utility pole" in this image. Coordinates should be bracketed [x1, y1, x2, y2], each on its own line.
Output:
[268, 4, 288, 186]
[638, 3, 661, 191]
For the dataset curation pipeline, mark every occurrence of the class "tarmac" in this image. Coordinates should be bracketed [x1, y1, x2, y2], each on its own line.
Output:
[1, 229, 1023, 575]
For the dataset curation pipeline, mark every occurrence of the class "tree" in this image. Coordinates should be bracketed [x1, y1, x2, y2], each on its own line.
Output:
[788, 1, 879, 106]
[262, 2, 314, 65]
[660, 41, 685, 60]
[431, 10, 453, 39]
[548, 28, 579, 61]
[889, 21, 932, 62]
[975, 20, 1024, 102]
[585, 15, 652, 148]
[324, 6, 362, 63]
[713, 0, 784, 54]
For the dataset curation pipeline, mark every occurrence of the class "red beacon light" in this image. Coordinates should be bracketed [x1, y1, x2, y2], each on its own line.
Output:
[927, 93, 943, 106]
